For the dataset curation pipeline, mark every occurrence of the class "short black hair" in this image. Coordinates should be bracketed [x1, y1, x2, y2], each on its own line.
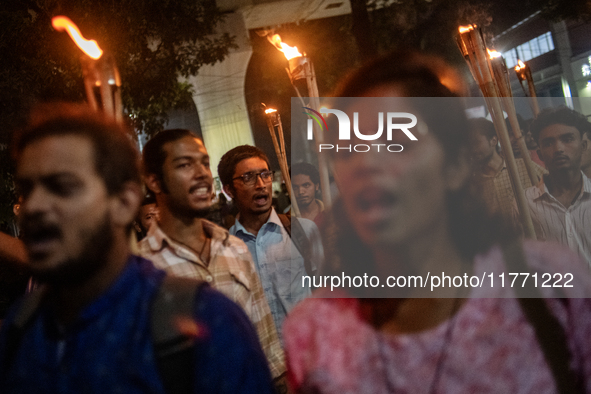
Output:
[142, 129, 199, 182]
[468, 118, 497, 141]
[13, 102, 141, 195]
[218, 145, 271, 189]
[530, 107, 591, 143]
[290, 162, 320, 185]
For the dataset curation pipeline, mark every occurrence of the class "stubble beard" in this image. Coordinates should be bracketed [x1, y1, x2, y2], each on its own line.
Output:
[32, 215, 114, 287]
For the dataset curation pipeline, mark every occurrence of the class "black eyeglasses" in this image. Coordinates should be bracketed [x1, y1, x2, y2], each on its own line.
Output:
[232, 170, 274, 186]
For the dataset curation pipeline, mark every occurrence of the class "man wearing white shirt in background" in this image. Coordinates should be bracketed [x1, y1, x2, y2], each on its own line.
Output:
[525, 107, 591, 265]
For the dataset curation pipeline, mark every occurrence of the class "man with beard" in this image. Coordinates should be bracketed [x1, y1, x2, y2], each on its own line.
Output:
[290, 162, 325, 227]
[218, 146, 323, 342]
[468, 117, 545, 220]
[0, 105, 274, 393]
[138, 130, 285, 384]
[525, 107, 591, 265]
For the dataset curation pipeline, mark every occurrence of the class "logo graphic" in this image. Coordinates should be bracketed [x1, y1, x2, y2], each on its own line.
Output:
[303, 107, 328, 140]
[303, 106, 418, 153]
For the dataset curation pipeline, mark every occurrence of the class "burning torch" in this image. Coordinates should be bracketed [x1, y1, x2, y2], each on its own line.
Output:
[52, 16, 122, 122]
[488, 49, 540, 185]
[456, 24, 536, 239]
[266, 34, 332, 209]
[263, 105, 300, 217]
[515, 60, 540, 116]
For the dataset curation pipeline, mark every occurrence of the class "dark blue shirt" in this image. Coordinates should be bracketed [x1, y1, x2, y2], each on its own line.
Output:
[0, 255, 274, 393]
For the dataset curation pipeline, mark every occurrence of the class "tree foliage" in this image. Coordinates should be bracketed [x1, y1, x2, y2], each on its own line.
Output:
[0, 0, 235, 142]
[537, 0, 591, 22]
[0, 0, 235, 226]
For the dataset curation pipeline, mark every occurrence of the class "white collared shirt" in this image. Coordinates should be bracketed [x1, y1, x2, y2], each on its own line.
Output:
[525, 172, 591, 265]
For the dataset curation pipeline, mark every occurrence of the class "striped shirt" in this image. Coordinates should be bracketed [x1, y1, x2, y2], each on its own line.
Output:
[138, 220, 285, 378]
[525, 172, 591, 265]
[475, 158, 546, 219]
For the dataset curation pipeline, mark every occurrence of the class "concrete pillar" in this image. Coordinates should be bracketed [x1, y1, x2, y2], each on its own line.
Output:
[187, 13, 254, 178]
[551, 20, 582, 112]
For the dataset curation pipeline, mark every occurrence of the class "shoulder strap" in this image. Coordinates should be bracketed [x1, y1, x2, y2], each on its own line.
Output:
[278, 214, 313, 276]
[151, 275, 207, 394]
[2, 286, 47, 377]
[502, 242, 584, 394]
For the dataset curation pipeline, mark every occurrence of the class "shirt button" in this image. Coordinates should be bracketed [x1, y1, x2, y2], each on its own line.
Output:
[206, 275, 213, 282]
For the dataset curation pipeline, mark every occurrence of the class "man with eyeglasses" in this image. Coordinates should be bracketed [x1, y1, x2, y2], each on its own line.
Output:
[218, 145, 323, 342]
[137, 130, 286, 386]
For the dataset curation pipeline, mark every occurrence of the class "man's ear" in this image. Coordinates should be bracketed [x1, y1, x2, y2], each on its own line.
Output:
[582, 137, 588, 151]
[223, 184, 234, 199]
[491, 136, 498, 147]
[145, 173, 163, 195]
[110, 181, 142, 228]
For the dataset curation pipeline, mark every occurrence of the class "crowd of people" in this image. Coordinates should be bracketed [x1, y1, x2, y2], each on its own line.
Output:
[0, 49, 590, 393]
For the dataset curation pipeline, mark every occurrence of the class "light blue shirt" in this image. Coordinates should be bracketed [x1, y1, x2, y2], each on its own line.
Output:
[230, 208, 323, 341]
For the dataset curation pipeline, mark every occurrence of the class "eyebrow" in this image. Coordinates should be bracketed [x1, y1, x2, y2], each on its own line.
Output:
[240, 168, 269, 175]
[171, 155, 209, 163]
[16, 171, 80, 182]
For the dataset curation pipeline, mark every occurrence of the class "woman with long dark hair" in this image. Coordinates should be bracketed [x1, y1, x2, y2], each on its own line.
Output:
[283, 50, 591, 393]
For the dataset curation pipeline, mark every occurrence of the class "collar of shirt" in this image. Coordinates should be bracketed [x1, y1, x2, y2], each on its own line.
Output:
[480, 158, 507, 179]
[143, 220, 251, 291]
[532, 171, 591, 202]
[232, 208, 283, 238]
[146, 220, 231, 263]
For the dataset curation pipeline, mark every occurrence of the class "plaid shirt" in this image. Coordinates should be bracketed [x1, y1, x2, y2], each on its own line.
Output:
[475, 158, 546, 219]
[138, 220, 285, 378]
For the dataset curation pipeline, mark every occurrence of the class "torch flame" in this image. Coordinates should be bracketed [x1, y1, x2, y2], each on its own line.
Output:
[52, 16, 103, 59]
[267, 34, 302, 61]
[487, 49, 502, 59]
[515, 60, 526, 71]
[458, 25, 475, 33]
[265, 108, 278, 114]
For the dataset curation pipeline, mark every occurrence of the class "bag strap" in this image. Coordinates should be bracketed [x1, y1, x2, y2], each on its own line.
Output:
[151, 275, 207, 394]
[2, 276, 206, 394]
[502, 241, 584, 394]
[2, 286, 47, 378]
[277, 213, 314, 276]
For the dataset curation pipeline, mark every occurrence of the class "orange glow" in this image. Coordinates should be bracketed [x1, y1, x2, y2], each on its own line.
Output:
[265, 108, 277, 114]
[515, 60, 526, 71]
[458, 25, 475, 33]
[487, 49, 502, 59]
[267, 34, 302, 61]
[52, 16, 103, 59]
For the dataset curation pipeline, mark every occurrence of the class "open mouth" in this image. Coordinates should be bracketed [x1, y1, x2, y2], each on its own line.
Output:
[353, 188, 397, 224]
[253, 193, 269, 207]
[356, 189, 397, 212]
[22, 225, 62, 257]
[189, 184, 211, 198]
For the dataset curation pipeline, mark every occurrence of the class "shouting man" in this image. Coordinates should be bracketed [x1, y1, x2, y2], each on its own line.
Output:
[0, 104, 273, 393]
[138, 130, 285, 384]
[218, 145, 323, 341]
